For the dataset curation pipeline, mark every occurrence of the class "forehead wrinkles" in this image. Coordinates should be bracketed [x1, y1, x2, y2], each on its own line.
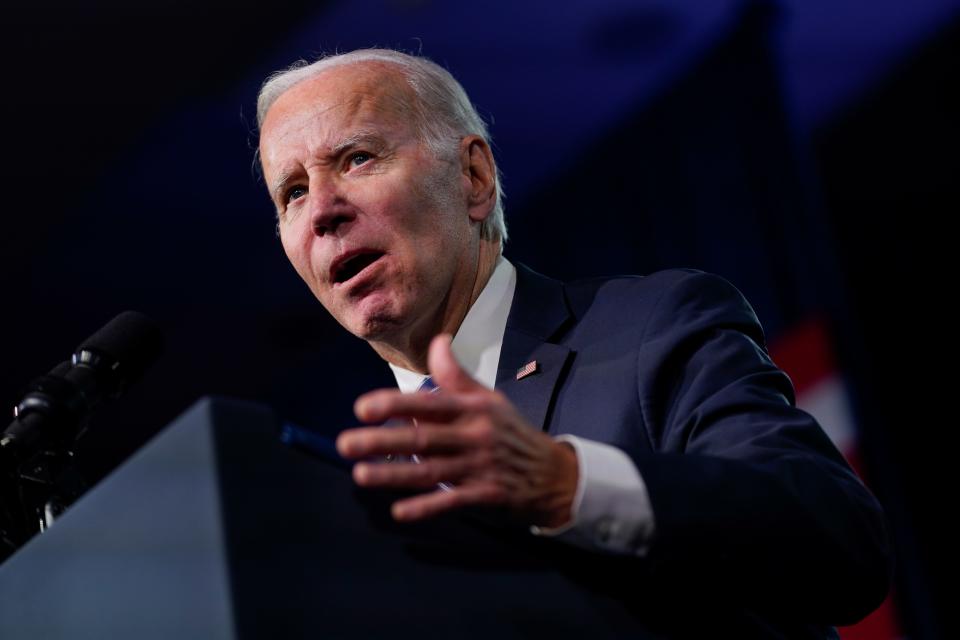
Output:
[261, 67, 420, 172]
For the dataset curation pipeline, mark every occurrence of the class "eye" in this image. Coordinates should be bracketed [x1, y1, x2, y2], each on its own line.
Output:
[347, 151, 372, 168]
[285, 185, 307, 204]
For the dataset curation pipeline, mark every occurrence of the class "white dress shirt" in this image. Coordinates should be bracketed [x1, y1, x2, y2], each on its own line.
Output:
[389, 257, 655, 556]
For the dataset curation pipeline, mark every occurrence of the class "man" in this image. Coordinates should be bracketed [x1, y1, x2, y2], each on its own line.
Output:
[257, 48, 891, 629]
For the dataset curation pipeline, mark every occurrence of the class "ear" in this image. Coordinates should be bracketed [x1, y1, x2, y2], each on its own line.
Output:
[458, 135, 496, 224]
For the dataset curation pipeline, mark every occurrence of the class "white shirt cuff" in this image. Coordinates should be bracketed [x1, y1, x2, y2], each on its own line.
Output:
[530, 435, 656, 556]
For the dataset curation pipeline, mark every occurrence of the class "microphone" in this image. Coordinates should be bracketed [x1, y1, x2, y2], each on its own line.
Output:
[1, 311, 164, 466]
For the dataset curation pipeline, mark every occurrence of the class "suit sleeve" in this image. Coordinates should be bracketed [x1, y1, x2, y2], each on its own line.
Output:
[629, 270, 892, 625]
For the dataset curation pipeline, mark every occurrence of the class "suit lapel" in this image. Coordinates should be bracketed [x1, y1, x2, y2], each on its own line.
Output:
[496, 263, 574, 431]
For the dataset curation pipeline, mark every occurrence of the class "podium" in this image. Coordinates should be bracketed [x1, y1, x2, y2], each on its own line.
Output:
[0, 397, 674, 639]
[1, 397, 827, 638]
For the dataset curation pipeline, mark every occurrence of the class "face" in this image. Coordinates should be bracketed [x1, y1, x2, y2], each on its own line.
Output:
[259, 63, 483, 348]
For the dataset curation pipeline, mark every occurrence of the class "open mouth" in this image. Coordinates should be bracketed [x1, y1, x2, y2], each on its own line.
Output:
[332, 251, 384, 285]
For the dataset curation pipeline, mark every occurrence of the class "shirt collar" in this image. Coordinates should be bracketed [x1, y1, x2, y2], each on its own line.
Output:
[389, 256, 517, 392]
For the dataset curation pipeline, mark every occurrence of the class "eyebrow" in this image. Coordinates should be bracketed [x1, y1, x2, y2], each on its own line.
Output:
[270, 129, 388, 204]
[271, 169, 297, 206]
[330, 129, 386, 156]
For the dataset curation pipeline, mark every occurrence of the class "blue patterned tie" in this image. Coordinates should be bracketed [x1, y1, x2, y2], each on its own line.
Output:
[417, 376, 438, 393]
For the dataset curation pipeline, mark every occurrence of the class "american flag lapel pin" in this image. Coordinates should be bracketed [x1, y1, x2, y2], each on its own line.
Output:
[516, 360, 539, 380]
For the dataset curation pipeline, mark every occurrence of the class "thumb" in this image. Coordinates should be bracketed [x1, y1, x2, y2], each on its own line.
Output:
[428, 334, 483, 393]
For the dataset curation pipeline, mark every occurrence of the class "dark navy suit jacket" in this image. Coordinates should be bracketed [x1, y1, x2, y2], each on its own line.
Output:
[494, 263, 891, 632]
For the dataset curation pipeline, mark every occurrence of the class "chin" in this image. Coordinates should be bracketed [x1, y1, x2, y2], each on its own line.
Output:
[341, 306, 406, 342]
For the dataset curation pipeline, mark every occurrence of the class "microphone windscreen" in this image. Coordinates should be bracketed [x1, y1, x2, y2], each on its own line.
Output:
[75, 311, 164, 379]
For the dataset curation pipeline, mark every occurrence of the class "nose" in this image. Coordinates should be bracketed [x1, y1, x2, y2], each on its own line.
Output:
[307, 174, 356, 237]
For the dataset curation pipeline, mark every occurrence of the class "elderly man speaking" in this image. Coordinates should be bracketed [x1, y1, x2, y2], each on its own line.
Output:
[256, 48, 891, 631]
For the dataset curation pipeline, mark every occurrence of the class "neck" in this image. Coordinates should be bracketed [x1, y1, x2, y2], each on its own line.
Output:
[371, 238, 500, 373]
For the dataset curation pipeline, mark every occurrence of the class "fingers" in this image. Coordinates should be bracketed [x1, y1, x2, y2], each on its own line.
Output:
[353, 334, 498, 425]
[354, 388, 480, 424]
[428, 333, 485, 393]
[336, 424, 465, 459]
[352, 453, 484, 489]
[343, 336, 569, 525]
[391, 483, 507, 521]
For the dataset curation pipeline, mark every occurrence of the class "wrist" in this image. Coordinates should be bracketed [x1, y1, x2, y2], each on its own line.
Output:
[535, 441, 579, 529]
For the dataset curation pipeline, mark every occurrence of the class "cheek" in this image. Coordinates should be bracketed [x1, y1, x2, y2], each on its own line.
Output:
[280, 228, 313, 282]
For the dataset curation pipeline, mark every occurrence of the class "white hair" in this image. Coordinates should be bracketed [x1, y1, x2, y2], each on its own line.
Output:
[257, 48, 507, 244]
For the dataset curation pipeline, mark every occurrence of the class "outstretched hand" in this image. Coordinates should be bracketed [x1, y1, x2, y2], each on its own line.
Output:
[336, 334, 578, 528]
